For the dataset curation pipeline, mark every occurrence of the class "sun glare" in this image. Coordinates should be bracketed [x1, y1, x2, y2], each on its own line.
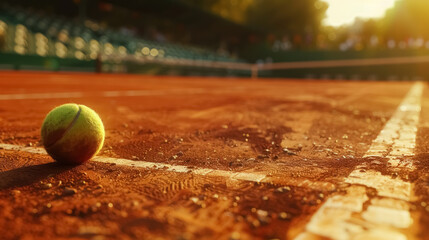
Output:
[323, 0, 398, 26]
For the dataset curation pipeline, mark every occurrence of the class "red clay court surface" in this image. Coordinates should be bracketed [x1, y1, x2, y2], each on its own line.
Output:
[0, 71, 429, 240]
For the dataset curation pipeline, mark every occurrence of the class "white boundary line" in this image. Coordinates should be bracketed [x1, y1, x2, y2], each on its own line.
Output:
[0, 89, 203, 100]
[0, 87, 248, 101]
[0, 143, 266, 182]
[0, 92, 85, 100]
[296, 82, 424, 240]
[0, 143, 336, 191]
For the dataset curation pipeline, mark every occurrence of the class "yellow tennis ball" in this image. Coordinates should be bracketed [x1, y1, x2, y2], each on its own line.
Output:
[41, 103, 105, 165]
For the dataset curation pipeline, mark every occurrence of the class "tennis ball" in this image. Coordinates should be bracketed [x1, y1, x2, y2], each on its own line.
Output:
[41, 103, 105, 165]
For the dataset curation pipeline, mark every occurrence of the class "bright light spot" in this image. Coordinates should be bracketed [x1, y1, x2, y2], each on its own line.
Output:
[16, 24, 26, 31]
[36, 48, 47, 56]
[89, 52, 98, 59]
[159, 49, 165, 57]
[150, 48, 159, 57]
[14, 37, 25, 45]
[103, 43, 114, 55]
[141, 47, 150, 55]
[55, 42, 68, 58]
[323, 0, 397, 26]
[14, 45, 25, 54]
[56, 49, 67, 58]
[75, 51, 85, 60]
[74, 37, 85, 50]
[118, 46, 127, 55]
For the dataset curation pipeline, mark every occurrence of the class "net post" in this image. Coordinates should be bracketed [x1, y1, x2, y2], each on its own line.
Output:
[95, 53, 102, 73]
[251, 65, 258, 79]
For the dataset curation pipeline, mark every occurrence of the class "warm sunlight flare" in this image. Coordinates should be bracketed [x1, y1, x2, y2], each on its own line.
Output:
[323, 0, 397, 26]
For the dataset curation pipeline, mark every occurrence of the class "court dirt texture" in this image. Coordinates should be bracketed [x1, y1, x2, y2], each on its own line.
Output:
[1, 72, 429, 240]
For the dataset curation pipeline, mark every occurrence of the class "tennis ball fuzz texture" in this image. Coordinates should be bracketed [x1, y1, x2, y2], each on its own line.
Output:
[41, 103, 105, 165]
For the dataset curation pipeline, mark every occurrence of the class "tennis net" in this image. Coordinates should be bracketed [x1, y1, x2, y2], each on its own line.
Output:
[101, 54, 429, 80]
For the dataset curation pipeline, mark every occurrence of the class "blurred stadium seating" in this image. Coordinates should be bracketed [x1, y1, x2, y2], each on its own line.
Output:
[0, 3, 242, 71]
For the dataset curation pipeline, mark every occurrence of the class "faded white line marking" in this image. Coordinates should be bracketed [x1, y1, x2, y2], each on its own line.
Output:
[365, 82, 423, 170]
[362, 205, 412, 228]
[0, 143, 334, 191]
[0, 143, 267, 182]
[0, 144, 47, 155]
[296, 82, 424, 240]
[345, 170, 411, 201]
[0, 89, 201, 100]
[0, 87, 246, 100]
[0, 92, 84, 100]
[93, 155, 270, 183]
[101, 89, 206, 97]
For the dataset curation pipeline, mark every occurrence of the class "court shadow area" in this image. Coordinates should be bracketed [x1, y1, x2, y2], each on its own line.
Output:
[0, 162, 75, 190]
